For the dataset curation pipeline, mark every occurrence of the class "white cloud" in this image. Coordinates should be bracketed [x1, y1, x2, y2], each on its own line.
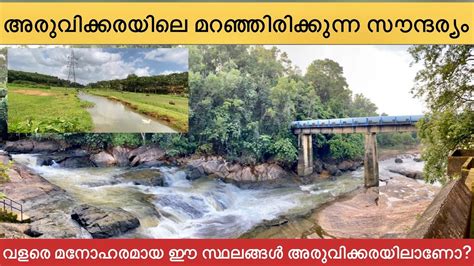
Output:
[144, 48, 188, 66]
[159, 70, 179, 75]
[274, 45, 425, 116]
[134, 67, 151, 77]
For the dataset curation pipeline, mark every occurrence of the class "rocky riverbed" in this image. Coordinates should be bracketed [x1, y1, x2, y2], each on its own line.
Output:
[242, 154, 440, 239]
[0, 140, 435, 239]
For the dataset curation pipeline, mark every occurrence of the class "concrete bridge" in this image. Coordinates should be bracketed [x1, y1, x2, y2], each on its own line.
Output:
[291, 115, 423, 188]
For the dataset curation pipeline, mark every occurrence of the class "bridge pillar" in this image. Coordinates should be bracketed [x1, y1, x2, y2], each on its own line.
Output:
[364, 132, 379, 188]
[297, 134, 313, 176]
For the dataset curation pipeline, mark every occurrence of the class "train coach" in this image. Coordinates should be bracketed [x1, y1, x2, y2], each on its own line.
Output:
[291, 115, 423, 129]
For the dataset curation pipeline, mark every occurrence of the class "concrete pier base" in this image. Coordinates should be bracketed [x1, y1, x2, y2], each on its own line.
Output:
[297, 134, 313, 176]
[364, 132, 379, 188]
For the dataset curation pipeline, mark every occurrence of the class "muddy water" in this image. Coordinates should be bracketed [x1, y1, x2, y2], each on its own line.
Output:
[12, 154, 364, 239]
[78, 92, 176, 133]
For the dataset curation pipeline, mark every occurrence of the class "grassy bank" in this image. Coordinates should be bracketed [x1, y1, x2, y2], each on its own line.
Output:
[86, 89, 189, 132]
[8, 84, 93, 133]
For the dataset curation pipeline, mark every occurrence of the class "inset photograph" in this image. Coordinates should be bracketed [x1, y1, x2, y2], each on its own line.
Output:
[7, 48, 189, 133]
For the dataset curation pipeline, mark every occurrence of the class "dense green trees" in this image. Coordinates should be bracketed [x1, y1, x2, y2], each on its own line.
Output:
[409, 45, 473, 183]
[87, 72, 188, 95]
[7, 69, 188, 95]
[8, 70, 82, 88]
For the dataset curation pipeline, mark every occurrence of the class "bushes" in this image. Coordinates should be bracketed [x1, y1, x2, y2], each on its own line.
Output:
[0, 209, 18, 223]
[111, 134, 142, 147]
[327, 134, 364, 160]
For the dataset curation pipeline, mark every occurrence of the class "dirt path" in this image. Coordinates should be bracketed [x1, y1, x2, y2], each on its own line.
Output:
[12, 89, 54, 96]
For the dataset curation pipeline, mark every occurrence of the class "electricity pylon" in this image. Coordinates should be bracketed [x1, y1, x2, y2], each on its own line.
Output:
[66, 49, 78, 87]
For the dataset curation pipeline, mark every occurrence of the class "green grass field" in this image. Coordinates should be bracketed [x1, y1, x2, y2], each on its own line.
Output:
[86, 89, 189, 132]
[8, 85, 93, 133]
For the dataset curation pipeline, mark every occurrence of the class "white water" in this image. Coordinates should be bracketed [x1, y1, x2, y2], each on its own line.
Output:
[12, 154, 426, 239]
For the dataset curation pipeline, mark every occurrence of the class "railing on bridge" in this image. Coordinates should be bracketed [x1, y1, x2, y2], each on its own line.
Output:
[0, 196, 24, 221]
[291, 115, 424, 129]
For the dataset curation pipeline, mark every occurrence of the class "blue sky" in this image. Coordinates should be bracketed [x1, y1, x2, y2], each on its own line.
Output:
[8, 48, 188, 85]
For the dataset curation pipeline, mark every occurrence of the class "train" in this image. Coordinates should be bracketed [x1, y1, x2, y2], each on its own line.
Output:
[291, 115, 424, 129]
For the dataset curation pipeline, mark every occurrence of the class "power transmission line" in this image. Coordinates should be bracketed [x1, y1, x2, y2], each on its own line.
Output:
[66, 49, 78, 87]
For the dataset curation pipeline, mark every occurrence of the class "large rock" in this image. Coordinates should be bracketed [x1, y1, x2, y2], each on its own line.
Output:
[185, 165, 205, 181]
[0, 150, 11, 165]
[2, 164, 85, 238]
[313, 160, 323, 173]
[185, 157, 291, 183]
[71, 204, 140, 239]
[129, 146, 165, 166]
[254, 164, 288, 181]
[90, 151, 116, 167]
[388, 166, 423, 180]
[349, 161, 362, 171]
[58, 156, 95, 168]
[31, 141, 61, 153]
[112, 146, 131, 167]
[337, 161, 353, 171]
[115, 169, 164, 186]
[4, 140, 62, 153]
[324, 163, 339, 176]
[36, 150, 92, 167]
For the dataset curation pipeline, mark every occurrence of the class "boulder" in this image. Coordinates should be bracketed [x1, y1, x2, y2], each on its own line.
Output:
[324, 163, 339, 176]
[90, 151, 116, 167]
[349, 161, 362, 171]
[36, 150, 90, 167]
[112, 146, 131, 167]
[395, 158, 403, 164]
[388, 166, 424, 180]
[4, 140, 62, 153]
[337, 160, 353, 171]
[58, 156, 95, 168]
[313, 160, 323, 173]
[129, 146, 165, 166]
[255, 164, 288, 181]
[31, 141, 61, 153]
[0, 150, 11, 165]
[71, 204, 140, 239]
[115, 169, 164, 186]
[185, 165, 205, 181]
[185, 157, 291, 184]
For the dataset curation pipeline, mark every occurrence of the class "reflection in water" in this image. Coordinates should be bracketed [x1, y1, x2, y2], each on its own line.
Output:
[78, 92, 176, 133]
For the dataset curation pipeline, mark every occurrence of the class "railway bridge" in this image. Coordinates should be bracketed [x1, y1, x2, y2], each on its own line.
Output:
[291, 115, 423, 188]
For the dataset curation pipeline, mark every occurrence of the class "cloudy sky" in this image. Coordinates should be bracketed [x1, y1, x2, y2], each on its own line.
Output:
[8, 48, 188, 85]
[275, 45, 425, 116]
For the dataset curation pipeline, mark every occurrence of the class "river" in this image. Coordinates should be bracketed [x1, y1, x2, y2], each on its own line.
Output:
[78, 92, 177, 133]
[12, 154, 432, 239]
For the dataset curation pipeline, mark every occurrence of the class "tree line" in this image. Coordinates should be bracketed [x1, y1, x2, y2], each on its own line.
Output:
[86, 72, 188, 95]
[8, 70, 83, 88]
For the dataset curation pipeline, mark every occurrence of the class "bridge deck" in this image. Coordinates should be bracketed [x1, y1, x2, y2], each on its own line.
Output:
[292, 115, 422, 134]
